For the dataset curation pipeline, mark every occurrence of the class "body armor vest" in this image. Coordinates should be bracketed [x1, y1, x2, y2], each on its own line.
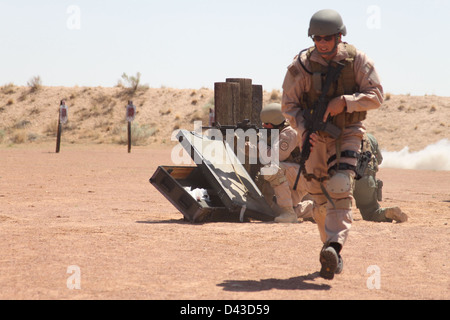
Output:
[301, 43, 367, 128]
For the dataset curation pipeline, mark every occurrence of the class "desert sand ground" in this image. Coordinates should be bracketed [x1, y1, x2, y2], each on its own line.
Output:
[0, 143, 448, 300]
[0, 86, 449, 301]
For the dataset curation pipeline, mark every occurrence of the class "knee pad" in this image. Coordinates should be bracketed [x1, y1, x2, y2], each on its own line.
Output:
[327, 172, 353, 199]
[326, 172, 353, 210]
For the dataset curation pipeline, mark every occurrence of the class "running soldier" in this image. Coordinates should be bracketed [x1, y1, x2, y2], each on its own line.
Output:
[282, 9, 384, 279]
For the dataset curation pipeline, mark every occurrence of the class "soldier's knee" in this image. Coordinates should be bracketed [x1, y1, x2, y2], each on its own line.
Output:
[327, 172, 353, 197]
[354, 176, 377, 207]
[263, 164, 287, 187]
[326, 172, 353, 210]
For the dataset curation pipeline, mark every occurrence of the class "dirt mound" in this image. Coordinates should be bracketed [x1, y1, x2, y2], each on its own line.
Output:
[1, 85, 449, 152]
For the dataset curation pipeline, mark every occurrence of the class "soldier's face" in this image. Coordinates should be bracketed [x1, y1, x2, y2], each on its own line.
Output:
[313, 35, 337, 56]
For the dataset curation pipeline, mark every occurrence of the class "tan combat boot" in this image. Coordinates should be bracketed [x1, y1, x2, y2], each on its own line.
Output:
[385, 207, 408, 223]
[274, 206, 298, 223]
[294, 200, 314, 220]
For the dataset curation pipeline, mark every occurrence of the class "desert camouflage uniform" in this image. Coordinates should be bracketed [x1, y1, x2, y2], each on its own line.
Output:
[261, 124, 314, 222]
[282, 42, 384, 245]
[354, 133, 408, 223]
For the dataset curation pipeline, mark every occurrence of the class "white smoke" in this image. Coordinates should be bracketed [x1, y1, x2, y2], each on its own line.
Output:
[380, 139, 450, 171]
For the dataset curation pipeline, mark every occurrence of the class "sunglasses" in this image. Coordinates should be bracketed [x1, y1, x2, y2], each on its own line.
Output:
[263, 123, 274, 128]
[313, 35, 335, 42]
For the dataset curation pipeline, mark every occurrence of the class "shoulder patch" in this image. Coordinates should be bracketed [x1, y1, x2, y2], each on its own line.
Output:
[280, 139, 290, 152]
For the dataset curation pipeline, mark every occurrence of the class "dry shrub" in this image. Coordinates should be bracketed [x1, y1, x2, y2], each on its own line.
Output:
[190, 110, 204, 122]
[45, 120, 58, 136]
[270, 89, 281, 101]
[1, 83, 16, 95]
[118, 72, 149, 93]
[113, 123, 157, 146]
[27, 76, 43, 92]
[11, 130, 27, 144]
[13, 120, 31, 129]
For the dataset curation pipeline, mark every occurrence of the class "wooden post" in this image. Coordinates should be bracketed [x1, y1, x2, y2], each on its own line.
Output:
[226, 78, 252, 122]
[55, 118, 61, 153]
[127, 121, 132, 153]
[214, 82, 240, 125]
[56, 100, 68, 153]
[248, 84, 263, 181]
[251, 84, 263, 126]
[125, 101, 136, 153]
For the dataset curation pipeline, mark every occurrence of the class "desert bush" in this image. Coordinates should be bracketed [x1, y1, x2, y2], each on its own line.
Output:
[270, 89, 281, 101]
[114, 123, 157, 146]
[27, 76, 43, 92]
[44, 120, 58, 136]
[118, 72, 149, 93]
[13, 120, 31, 129]
[11, 130, 27, 144]
[1, 83, 16, 95]
[27, 132, 39, 142]
[190, 110, 204, 122]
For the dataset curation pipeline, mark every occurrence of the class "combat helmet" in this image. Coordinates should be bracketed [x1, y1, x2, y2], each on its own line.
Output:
[260, 103, 285, 126]
[308, 9, 347, 37]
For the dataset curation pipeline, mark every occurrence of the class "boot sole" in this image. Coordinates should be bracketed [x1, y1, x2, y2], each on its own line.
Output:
[320, 247, 338, 280]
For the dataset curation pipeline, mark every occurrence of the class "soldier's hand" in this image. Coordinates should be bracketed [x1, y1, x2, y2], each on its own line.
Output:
[323, 96, 346, 122]
[309, 133, 319, 150]
[302, 132, 319, 153]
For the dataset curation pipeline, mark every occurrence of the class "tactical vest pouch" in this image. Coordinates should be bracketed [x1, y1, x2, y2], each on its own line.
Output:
[312, 72, 323, 94]
[345, 111, 367, 124]
[355, 150, 372, 180]
[333, 111, 367, 130]
[376, 179, 383, 201]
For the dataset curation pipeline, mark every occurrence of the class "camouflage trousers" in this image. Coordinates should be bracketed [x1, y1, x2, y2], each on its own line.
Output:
[354, 175, 390, 222]
[302, 123, 365, 246]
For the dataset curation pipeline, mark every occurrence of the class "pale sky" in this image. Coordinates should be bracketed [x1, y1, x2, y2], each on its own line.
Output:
[0, 0, 449, 96]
